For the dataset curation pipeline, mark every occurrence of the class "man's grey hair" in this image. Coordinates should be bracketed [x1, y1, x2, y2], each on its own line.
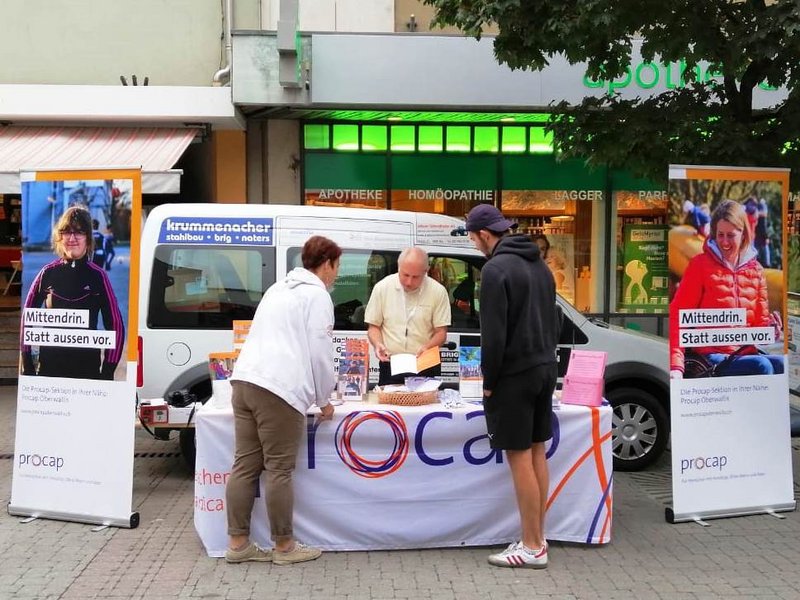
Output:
[398, 247, 429, 267]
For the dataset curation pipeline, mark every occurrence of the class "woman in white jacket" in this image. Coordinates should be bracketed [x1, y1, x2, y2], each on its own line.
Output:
[225, 235, 341, 565]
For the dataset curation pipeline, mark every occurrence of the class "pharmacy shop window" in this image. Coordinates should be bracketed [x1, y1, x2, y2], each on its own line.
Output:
[503, 194, 601, 313]
[613, 190, 669, 320]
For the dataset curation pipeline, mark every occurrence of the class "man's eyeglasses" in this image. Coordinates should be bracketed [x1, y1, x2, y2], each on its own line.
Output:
[60, 230, 87, 239]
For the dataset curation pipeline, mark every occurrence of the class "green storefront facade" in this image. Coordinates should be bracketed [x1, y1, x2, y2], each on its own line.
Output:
[301, 119, 669, 335]
[231, 33, 788, 337]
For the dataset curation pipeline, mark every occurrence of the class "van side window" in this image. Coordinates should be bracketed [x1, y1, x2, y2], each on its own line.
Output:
[558, 313, 589, 345]
[428, 254, 483, 333]
[148, 246, 273, 328]
[287, 248, 399, 331]
[556, 310, 589, 377]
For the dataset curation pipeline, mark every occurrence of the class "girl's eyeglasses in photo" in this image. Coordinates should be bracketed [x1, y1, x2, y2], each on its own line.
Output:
[60, 230, 87, 239]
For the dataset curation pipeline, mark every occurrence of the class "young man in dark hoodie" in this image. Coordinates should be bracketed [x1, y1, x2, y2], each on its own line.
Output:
[464, 203, 559, 569]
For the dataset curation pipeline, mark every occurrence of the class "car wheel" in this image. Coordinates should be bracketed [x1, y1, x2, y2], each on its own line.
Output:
[607, 387, 668, 471]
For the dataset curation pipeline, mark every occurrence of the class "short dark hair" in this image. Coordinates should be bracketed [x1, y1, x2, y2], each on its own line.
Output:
[302, 235, 342, 270]
[532, 234, 550, 250]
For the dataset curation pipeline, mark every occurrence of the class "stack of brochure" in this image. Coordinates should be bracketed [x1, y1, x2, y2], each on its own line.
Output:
[561, 349, 607, 407]
[458, 346, 483, 399]
[337, 338, 369, 400]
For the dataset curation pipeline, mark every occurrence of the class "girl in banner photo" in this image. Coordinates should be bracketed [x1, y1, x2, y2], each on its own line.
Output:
[20, 206, 125, 380]
[669, 199, 783, 379]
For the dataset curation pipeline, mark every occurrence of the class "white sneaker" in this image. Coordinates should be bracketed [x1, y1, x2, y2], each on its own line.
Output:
[487, 541, 548, 569]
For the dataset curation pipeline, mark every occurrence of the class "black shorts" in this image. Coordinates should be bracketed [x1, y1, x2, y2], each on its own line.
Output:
[482, 363, 557, 450]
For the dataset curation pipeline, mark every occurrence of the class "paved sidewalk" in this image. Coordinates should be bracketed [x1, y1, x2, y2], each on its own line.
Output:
[1, 386, 799, 600]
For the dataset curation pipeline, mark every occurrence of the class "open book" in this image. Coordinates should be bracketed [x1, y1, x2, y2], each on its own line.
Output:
[390, 346, 441, 376]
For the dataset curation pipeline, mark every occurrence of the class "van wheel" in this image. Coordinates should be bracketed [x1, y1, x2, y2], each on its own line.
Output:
[179, 429, 196, 473]
[607, 387, 668, 472]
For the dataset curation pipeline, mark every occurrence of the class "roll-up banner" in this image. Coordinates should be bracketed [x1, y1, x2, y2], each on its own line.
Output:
[666, 165, 795, 523]
[10, 168, 142, 528]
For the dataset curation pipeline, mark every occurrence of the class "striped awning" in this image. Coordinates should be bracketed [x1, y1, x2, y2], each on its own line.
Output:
[0, 126, 197, 194]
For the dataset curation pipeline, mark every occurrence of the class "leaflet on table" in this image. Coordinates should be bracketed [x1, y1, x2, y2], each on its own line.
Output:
[458, 346, 483, 399]
[390, 346, 441, 376]
[337, 338, 369, 400]
[208, 351, 237, 408]
[379, 378, 441, 393]
[208, 351, 237, 381]
[561, 349, 606, 407]
[232, 320, 252, 350]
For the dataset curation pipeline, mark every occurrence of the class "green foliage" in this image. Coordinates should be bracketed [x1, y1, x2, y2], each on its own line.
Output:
[425, 0, 800, 186]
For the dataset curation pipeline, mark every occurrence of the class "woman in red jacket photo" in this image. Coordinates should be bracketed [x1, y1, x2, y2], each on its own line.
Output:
[669, 199, 783, 379]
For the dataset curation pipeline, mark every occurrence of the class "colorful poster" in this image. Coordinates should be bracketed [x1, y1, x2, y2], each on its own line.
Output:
[458, 346, 482, 398]
[619, 224, 669, 313]
[666, 165, 794, 523]
[10, 168, 141, 528]
[208, 352, 236, 381]
[337, 338, 369, 400]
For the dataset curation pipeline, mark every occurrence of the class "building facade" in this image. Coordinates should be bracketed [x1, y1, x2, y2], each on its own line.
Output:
[0, 0, 791, 336]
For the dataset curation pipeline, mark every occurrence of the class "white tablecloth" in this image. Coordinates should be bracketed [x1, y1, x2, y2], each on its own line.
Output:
[194, 400, 612, 556]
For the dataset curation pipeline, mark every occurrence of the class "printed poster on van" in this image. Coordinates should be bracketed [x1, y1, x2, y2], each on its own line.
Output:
[10, 168, 142, 528]
[667, 164, 794, 524]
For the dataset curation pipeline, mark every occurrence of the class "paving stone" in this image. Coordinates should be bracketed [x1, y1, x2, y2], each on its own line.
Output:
[1, 387, 800, 598]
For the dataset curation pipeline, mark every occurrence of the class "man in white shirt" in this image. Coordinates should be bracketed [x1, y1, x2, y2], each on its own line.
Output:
[364, 247, 451, 385]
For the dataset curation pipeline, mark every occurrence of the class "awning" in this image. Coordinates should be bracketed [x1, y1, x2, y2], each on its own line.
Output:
[0, 126, 197, 194]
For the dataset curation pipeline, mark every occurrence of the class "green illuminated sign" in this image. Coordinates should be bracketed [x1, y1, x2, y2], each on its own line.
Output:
[584, 60, 778, 96]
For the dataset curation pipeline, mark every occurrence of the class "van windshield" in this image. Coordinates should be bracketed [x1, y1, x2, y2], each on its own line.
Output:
[286, 248, 484, 333]
[148, 245, 274, 328]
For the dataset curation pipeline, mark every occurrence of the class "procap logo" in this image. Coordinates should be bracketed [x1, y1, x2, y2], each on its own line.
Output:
[680, 455, 727, 474]
[305, 409, 504, 475]
[335, 411, 409, 479]
[18, 452, 65, 471]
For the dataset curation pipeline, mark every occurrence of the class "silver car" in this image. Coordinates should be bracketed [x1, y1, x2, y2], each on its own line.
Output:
[557, 296, 669, 471]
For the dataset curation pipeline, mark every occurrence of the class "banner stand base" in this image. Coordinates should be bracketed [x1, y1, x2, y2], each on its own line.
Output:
[9, 505, 140, 529]
[665, 501, 796, 524]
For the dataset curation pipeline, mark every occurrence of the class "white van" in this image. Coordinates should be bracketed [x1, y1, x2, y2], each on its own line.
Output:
[138, 204, 669, 471]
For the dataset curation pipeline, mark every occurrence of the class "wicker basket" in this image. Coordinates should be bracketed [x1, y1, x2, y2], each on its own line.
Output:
[376, 389, 439, 406]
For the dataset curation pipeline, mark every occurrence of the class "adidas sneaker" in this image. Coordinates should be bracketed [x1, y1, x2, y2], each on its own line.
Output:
[487, 541, 548, 569]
